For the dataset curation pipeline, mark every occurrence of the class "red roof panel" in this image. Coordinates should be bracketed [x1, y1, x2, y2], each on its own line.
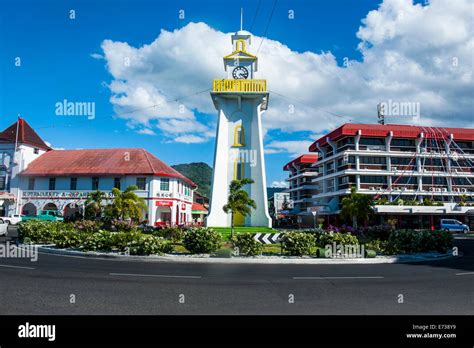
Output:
[20, 148, 196, 187]
[0, 118, 51, 150]
[309, 123, 474, 151]
[283, 154, 318, 171]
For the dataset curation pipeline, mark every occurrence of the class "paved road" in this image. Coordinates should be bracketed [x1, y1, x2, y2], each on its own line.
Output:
[0, 234, 473, 315]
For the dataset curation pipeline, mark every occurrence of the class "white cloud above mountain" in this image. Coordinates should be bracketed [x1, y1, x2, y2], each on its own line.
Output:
[99, 0, 473, 149]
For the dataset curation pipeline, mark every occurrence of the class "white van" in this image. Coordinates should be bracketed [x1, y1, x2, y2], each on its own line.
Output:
[0, 219, 8, 236]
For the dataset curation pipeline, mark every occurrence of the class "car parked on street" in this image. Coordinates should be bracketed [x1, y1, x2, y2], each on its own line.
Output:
[0, 214, 23, 225]
[0, 219, 8, 236]
[440, 219, 469, 233]
[22, 210, 64, 222]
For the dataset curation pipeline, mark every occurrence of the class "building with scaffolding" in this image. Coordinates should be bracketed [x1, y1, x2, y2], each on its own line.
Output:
[307, 123, 474, 230]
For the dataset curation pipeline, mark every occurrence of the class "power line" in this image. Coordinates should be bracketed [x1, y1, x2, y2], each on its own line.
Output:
[269, 89, 354, 122]
[257, 0, 278, 55]
[28, 87, 213, 130]
[249, 0, 262, 32]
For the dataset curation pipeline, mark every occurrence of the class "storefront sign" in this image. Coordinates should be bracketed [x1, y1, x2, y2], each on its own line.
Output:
[156, 200, 173, 207]
[22, 191, 114, 199]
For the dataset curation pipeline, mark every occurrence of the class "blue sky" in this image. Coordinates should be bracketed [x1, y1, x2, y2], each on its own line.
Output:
[1, 0, 470, 188]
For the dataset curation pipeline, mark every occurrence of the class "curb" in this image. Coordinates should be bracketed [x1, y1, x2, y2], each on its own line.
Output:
[21, 245, 458, 265]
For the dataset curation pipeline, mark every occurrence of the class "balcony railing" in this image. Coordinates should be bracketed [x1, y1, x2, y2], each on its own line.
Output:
[212, 79, 267, 93]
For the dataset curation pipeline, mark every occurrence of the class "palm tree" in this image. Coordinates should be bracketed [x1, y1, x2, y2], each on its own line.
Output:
[104, 186, 147, 221]
[340, 186, 374, 228]
[84, 190, 107, 220]
[223, 178, 257, 239]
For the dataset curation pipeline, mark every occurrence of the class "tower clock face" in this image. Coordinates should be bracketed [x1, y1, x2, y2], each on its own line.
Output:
[232, 66, 249, 79]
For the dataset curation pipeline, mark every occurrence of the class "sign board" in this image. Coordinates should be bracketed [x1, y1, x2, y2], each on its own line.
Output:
[156, 201, 173, 207]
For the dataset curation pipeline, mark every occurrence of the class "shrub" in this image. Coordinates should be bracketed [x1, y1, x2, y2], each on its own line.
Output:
[74, 220, 102, 233]
[107, 219, 136, 232]
[387, 229, 453, 254]
[153, 227, 186, 243]
[318, 231, 359, 248]
[232, 234, 263, 256]
[362, 224, 392, 241]
[18, 221, 74, 244]
[431, 229, 454, 253]
[54, 230, 84, 249]
[363, 239, 389, 255]
[183, 227, 222, 254]
[78, 230, 115, 252]
[281, 232, 316, 256]
[127, 234, 173, 255]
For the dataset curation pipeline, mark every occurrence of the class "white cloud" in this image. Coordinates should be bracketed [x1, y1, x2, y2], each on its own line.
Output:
[265, 140, 314, 157]
[136, 128, 156, 135]
[271, 181, 288, 188]
[90, 53, 104, 59]
[100, 0, 473, 151]
[174, 134, 209, 144]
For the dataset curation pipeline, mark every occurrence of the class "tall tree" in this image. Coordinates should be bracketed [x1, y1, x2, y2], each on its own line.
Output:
[340, 186, 374, 228]
[223, 178, 256, 239]
[84, 190, 107, 220]
[104, 185, 147, 221]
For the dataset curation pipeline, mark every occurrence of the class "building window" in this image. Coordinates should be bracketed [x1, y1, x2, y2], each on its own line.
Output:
[160, 178, 169, 191]
[360, 137, 385, 146]
[34, 148, 39, 154]
[70, 178, 77, 190]
[136, 177, 146, 190]
[114, 177, 121, 190]
[27, 178, 35, 190]
[360, 176, 387, 184]
[92, 177, 99, 190]
[49, 178, 56, 190]
[233, 125, 245, 147]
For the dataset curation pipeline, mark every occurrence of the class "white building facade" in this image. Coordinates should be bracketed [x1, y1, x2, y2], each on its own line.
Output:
[309, 123, 474, 229]
[206, 28, 271, 227]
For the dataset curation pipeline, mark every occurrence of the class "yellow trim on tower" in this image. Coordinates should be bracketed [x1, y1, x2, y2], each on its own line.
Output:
[236, 39, 246, 52]
[233, 125, 245, 147]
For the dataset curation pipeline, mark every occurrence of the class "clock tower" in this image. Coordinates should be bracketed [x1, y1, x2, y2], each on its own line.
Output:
[206, 27, 271, 228]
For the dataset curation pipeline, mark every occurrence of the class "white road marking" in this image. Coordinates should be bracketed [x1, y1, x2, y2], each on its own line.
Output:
[293, 276, 384, 280]
[0, 264, 35, 270]
[455, 272, 474, 276]
[109, 272, 202, 279]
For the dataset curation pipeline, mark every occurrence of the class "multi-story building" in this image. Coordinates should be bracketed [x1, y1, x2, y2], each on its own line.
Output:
[308, 123, 474, 229]
[283, 154, 318, 227]
[0, 119, 196, 226]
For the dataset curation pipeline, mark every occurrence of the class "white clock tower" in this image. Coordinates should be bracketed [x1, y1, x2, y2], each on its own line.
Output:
[206, 27, 271, 228]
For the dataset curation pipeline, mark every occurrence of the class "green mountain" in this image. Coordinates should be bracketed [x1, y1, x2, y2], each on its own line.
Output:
[172, 162, 212, 197]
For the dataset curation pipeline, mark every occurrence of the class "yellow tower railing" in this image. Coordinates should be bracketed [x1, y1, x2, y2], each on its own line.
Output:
[213, 79, 267, 93]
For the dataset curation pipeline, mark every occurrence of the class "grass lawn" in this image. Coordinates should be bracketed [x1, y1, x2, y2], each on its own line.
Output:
[210, 226, 277, 239]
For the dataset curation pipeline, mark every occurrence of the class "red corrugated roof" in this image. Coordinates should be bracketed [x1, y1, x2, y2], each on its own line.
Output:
[0, 118, 51, 150]
[309, 123, 474, 151]
[192, 203, 208, 213]
[20, 148, 197, 187]
[283, 154, 318, 171]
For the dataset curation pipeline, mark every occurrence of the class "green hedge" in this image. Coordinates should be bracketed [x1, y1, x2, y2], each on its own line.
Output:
[387, 229, 453, 254]
[183, 227, 222, 254]
[18, 221, 172, 255]
[232, 233, 263, 256]
[281, 232, 316, 256]
[318, 231, 359, 248]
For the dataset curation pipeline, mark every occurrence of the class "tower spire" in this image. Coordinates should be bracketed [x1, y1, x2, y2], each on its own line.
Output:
[240, 8, 243, 31]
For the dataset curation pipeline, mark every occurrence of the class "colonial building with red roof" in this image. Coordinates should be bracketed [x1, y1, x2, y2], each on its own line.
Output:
[0, 119, 196, 226]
